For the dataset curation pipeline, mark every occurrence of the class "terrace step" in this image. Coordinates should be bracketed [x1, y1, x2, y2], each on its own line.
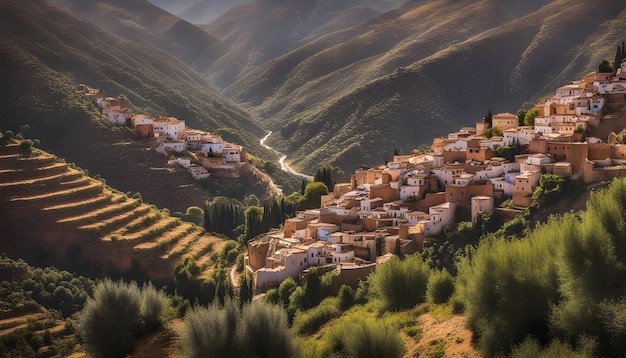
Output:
[79, 205, 151, 234]
[57, 198, 140, 226]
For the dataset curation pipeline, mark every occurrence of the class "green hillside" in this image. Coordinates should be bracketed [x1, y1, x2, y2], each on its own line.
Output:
[205, 0, 625, 174]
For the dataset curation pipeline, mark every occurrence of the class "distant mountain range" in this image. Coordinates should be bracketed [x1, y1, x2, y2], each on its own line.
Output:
[2, 0, 625, 179]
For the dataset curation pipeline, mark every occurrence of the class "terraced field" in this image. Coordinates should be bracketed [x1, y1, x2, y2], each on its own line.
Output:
[0, 143, 225, 280]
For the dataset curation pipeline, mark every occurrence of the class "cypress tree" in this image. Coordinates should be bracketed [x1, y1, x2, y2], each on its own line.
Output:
[483, 109, 493, 127]
[614, 44, 623, 72]
[204, 205, 211, 232]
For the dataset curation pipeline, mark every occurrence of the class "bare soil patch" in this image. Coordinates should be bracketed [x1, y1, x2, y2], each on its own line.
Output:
[404, 313, 479, 358]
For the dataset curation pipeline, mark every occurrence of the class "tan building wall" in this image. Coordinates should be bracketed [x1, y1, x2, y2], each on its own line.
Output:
[446, 181, 493, 205]
[588, 143, 614, 160]
[363, 217, 394, 231]
[333, 183, 352, 198]
[284, 219, 308, 238]
[414, 192, 447, 212]
[247, 240, 270, 270]
[493, 113, 518, 131]
[369, 185, 398, 202]
[352, 169, 384, 187]
[466, 147, 494, 163]
[443, 150, 466, 164]
[529, 137, 548, 154]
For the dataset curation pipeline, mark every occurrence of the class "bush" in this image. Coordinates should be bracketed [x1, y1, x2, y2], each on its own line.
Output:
[237, 302, 294, 357]
[181, 300, 294, 358]
[337, 284, 356, 311]
[77, 279, 142, 358]
[19, 139, 33, 154]
[426, 269, 455, 304]
[77, 279, 166, 358]
[369, 254, 430, 311]
[180, 299, 240, 358]
[278, 277, 297, 307]
[292, 302, 341, 335]
[321, 318, 405, 358]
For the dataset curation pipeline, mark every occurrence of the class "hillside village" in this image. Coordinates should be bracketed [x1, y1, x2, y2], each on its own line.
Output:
[78, 85, 248, 181]
[246, 59, 626, 292]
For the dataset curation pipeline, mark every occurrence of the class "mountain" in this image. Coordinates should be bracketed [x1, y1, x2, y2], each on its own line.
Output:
[0, 0, 277, 208]
[54, 0, 224, 71]
[147, 0, 248, 25]
[206, 0, 626, 173]
[201, 0, 405, 87]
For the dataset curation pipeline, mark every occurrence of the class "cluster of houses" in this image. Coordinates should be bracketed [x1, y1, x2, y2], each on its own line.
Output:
[77, 85, 248, 180]
[246, 59, 626, 292]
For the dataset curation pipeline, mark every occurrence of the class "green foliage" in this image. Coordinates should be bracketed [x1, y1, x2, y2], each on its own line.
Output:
[369, 255, 430, 311]
[19, 139, 33, 154]
[599, 59, 613, 72]
[77, 279, 166, 358]
[457, 177, 626, 356]
[0, 256, 93, 317]
[517, 109, 528, 126]
[238, 302, 294, 357]
[483, 109, 492, 127]
[278, 277, 298, 308]
[183, 206, 204, 226]
[616, 128, 626, 144]
[426, 269, 455, 304]
[510, 336, 597, 358]
[204, 197, 244, 239]
[337, 284, 356, 311]
[241, 205, 264, 243]
[180, 299, 240, 358]
[292, 301, 341, 335]
[482, 126, 502, 139]
[494, 144, 523, 161]
[300, 181, 329, 209]
[523, 109, 540, 126]
[317, 317, 405, 358]
[304, 267, 322, 309]
[181, 300, 294, 358]
[264, 288, 280, 304]
[3, 130, 14, 143]
[314, 166, 336, 192]
[456, 217, 563, 356]
[247, 155, 301, 194]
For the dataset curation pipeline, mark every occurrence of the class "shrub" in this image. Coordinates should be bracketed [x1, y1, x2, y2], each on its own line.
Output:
[181, 300, 294, 358]
[278, 277, 297, 307]
[77, 279, 142, 358]
[264, 288, 280, 305]
[369, 254, 430, 311]
[322, 318, 405, 358]
[77, 279, 166, 358]
[337, 284, 356, 311]
[19, 139, 33, 154]
[139, 282, 166, 332]
[426, 269, 455, 304]
[237, 302, 294, 357]
[292, 303, 341, 335]
[180, 299, 240, 358]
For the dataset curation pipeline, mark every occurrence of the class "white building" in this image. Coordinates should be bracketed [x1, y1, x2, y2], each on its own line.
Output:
[224, 143, 242, 163]
[153, 117, 185, 140]
[422, 202, 456, 236]
[471, 196, 494, 224]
